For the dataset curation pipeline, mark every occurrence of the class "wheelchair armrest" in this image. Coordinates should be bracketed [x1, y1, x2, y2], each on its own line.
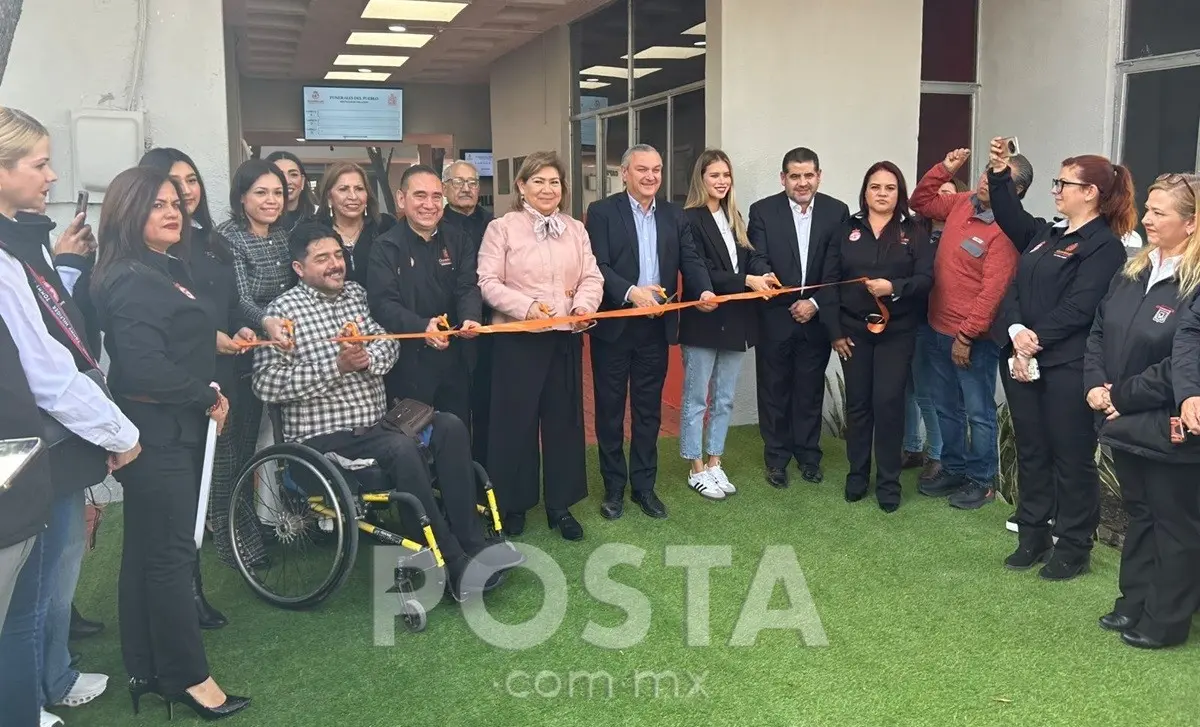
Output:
[386, 491, 430, 526]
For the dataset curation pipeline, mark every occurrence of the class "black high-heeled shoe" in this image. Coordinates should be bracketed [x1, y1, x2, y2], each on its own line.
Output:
[129, 676, 161, 715]
[194, 559, 229, 630]
[166, 691, 251, 721]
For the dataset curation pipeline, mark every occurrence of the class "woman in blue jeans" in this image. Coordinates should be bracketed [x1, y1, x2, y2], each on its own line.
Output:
[678, 149, 777, 499]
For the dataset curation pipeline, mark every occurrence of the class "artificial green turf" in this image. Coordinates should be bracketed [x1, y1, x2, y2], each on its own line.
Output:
[66, 428, 1199, 726]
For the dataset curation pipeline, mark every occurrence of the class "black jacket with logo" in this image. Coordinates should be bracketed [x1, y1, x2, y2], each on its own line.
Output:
[1084, 266, 1200, 463]
[989, 166, 1128, 366]
[818, 213, 933, 339]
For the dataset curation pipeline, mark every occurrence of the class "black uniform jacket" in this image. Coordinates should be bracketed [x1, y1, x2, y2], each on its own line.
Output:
[585, 192, 712, 344]
[92, 248, 220, 447]
[748, 191, 850, 342]
[182, 226, 249, 398]
[819, 212, 934, 340]
[989, 166, 1128, 365]
[678, 205, 772, 351]
[1172, 294, 1200, 408]
[1085, 265, 1200, 463]
[0, 316, 54, 549]
[366, 219, 482, 368]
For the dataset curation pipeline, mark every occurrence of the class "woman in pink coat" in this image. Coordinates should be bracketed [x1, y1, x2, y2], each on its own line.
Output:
[477, 151, 604, 541]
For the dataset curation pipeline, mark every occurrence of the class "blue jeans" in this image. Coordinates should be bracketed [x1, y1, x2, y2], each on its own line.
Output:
[904, 324, 944, 459]
[680, 346, 746, 461]
[0, 533, 46, 724]
[42, 491, 85, 703]
[926, 330, 1001, 482]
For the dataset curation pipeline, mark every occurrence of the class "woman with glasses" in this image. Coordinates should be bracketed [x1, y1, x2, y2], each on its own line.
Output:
[315, 161, 395, 285]
[988, 137, 1135, 580]
[678, 149, 777, 500]
[476, 152, 603, 541]
[820, 161, 933, 512]
[1088, 172, 1200, 650]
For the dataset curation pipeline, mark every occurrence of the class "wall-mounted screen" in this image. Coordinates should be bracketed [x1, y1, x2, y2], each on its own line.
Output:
[303, 86, 403, 142]
[461, 149, 494, 177]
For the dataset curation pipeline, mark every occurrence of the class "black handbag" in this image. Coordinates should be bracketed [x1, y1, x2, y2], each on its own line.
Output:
[379, 398, 436, 441]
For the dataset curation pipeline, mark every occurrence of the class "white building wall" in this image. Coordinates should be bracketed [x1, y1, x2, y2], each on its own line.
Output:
[707, 0, 925, 426]
[1, 0, 231, 231]
[978, 0, 1123, 221]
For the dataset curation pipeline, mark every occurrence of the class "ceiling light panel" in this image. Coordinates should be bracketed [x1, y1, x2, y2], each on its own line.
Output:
[361, 0, 467, 23]
[621, 46, 706, 60]
[580, 65, 661, 79]
[579, 81, 611, 90]
[334, 54, 409, 67]
[346, 31, 433, 48]
[325, 70, 392, 81]
[681, 22, 706, 36]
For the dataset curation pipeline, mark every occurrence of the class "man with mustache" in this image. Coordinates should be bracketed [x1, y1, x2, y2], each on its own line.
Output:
[749, 147, 850, 489]
[253, 223, 522, 602]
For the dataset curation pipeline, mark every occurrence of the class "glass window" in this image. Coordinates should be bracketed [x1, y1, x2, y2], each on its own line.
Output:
[635, 104, 669, 200]
[670, 89, 706, 205]
[574, 0, 630, 106]
[631, 0, 706, 99]
[602, 113, 631, 197]
[917, 93, 974, 185]
[1121, 66, 1200, 236]
[920, 0, 978, 82]
[1126, 0, 1200, 59]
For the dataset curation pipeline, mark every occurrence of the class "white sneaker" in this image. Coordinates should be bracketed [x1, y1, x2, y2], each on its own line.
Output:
[706, 465, 737, 495]
[40, 709, 64, 727]
[53, 672, 108, 707]
[687, 470, 725, 500]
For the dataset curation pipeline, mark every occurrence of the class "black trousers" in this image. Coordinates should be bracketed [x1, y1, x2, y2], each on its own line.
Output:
[385, 345, 471, 427]
[841, 329, 915, 505]
[1110, 451, 1200, 642]
[591, 318, 668, 495]
[470, 335, 494, 466]
[116, 441, 209, 695]
[756, 326, 830, 470]
[1002, 359, 1099, 556]
[308, 413, 484, 566]
[487, 332, 588, 514]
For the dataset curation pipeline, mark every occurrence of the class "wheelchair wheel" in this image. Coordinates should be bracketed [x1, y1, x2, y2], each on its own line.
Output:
[227, 443, 359, 609]
[401, 599, 427, 633]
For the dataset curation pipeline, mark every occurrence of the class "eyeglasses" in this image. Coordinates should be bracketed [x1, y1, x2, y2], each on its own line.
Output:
[1051, 178, 1091, 194]
[447, 178, 479, 190]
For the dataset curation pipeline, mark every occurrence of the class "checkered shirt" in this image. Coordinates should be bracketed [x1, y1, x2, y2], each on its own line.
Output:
[252, 280, 399, 443]
[215, 219, 294, 327]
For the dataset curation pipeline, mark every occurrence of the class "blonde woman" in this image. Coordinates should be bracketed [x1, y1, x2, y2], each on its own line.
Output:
[1085, 173, 1200, 649]
[315, 161, 395, 285]
[678, 150, 777, 499]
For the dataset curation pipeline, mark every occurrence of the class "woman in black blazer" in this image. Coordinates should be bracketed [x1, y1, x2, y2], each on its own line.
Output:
[678, 149, 777, 501]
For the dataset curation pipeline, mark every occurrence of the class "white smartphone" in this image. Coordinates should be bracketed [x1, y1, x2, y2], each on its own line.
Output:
[0, 437, 44, 491]
[1008, 356, 1040, 381]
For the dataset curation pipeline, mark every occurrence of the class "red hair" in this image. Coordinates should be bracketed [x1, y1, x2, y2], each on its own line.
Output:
[1061, 154, 1137, 238]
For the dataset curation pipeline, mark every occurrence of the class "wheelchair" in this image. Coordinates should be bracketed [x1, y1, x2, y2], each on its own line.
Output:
[223, 405, 504, 631]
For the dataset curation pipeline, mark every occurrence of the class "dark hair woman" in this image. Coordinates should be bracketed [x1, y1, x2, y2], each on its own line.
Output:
[91, 166, 249, 720]
[264, 150, 315, 230]
[315, 161, 395, 285]
[988, 137, 1136, 580]
[140, 149, 267, 603]
[1087, 173, 1200, 649]
[214, 159, 294, 511]
[819, 160, 934, 512]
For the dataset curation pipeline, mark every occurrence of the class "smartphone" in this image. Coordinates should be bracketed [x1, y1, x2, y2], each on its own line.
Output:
[0, 437, 44, 491]
[1170, 416, 1187, 444]
[1003, 137, 1020, 156]
[74, 190, 89, 221]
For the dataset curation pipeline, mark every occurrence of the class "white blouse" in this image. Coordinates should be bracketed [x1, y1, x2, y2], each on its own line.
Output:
[711, 208, 739, 273]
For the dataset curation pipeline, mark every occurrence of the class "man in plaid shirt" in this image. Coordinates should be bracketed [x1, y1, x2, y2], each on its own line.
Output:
[253, 223, 523, 600]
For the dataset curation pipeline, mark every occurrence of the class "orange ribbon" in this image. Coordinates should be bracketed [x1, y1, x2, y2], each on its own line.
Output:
[235, 278, 890, 348]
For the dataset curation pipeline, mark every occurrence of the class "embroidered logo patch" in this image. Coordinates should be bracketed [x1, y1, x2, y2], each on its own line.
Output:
[174, 283, 196, 300]
[1153, 305, 1174, 323]
[438, 248, 453, 266]
[848, 229, 861, 242]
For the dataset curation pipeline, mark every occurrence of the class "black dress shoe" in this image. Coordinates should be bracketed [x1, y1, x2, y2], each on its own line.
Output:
[166, 690, 251, 721]
[1038, 551, 1090, 581]
[800, 465, 824, 483]
[600, 493, 624, 520]
[69, 605, 104, 640]
[1004, 542, 1051, 570]
[1099, 611, 1138, 632]
[1121, 629, 1185, 650]
[194, 563, 229, 631]
[504, 511, 526, 536]
[878, 501, 899, 513]
[631, 491, 668, 519]
[547, 509, 584, 541]
[765, 467, 789, 489]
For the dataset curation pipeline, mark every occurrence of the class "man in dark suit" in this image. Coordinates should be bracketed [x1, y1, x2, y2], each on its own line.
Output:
[586, 144, 717, 521]
[749, 147, 850, 489]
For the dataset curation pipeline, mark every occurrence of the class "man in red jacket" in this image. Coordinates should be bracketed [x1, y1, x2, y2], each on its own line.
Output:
[909, 147, 1031, 509]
